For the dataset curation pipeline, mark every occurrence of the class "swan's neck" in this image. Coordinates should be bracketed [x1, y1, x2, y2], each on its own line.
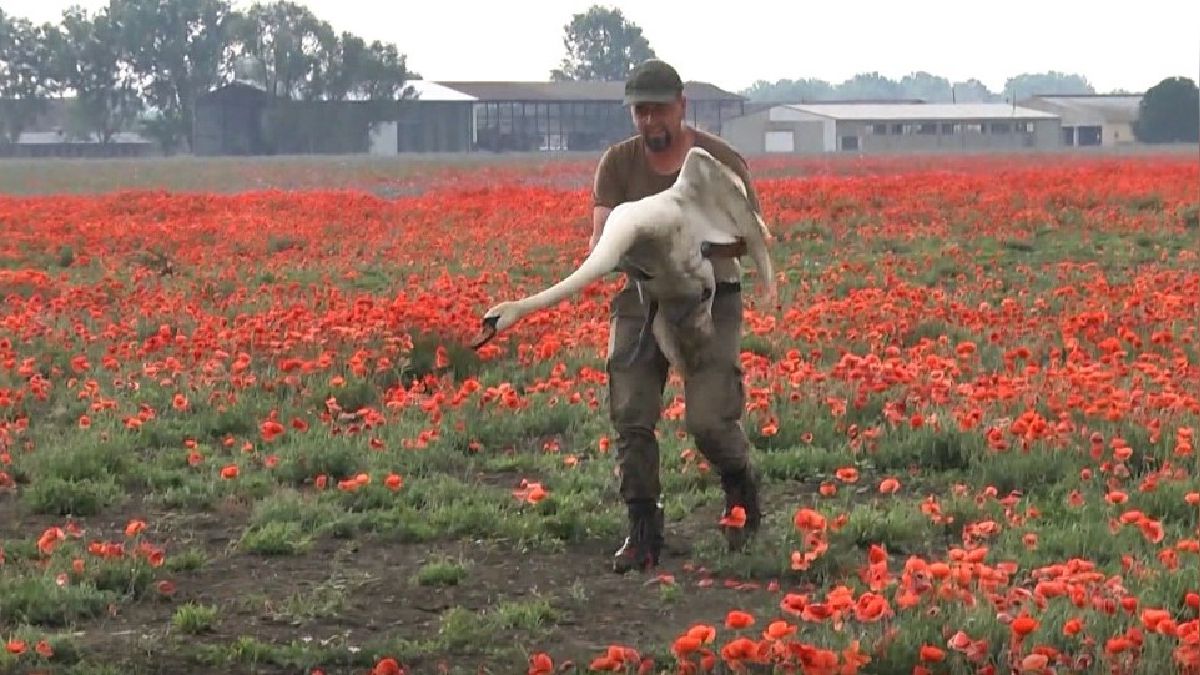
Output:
[511, 212, 640, 314]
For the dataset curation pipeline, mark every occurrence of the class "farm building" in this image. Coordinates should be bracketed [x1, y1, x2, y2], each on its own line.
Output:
[719, 103, 1062, 154]
[430, 80, 745, 152]
[192, 81, 271, 156]
[0, 130, 156, 158]
[191, 78, 745, 156]
[740, 99, 929, 116]
[1017, 94, 1142, 147]
[192, 80, 474, 156]
[366, 81, 476, 154]
[0, 97, 158, 158]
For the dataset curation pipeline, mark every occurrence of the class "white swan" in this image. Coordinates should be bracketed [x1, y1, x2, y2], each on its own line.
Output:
[469, 146, 775, 371]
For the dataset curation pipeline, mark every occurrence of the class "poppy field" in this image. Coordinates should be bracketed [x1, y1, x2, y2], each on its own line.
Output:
[1, 150, 1199, 675]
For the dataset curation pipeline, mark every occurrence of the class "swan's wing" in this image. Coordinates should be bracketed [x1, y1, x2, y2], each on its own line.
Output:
[674, 148, 774, 285]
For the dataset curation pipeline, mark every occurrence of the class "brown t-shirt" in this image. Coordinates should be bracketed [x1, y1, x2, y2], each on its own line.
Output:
[592, 128, 761, 213]
[591, 128, 760, 283]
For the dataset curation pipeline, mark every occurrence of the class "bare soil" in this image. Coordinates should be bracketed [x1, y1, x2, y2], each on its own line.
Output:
[0, 486, 809, 674]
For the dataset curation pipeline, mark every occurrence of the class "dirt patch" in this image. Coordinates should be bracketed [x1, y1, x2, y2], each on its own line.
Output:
[7, 489, 807, 673]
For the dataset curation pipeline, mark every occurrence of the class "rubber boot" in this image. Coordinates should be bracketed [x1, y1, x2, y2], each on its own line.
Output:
[612, 499, 664, 574]
[720, 467, 762, 551]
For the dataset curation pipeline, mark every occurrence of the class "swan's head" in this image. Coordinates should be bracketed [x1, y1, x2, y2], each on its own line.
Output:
[469, 300, 524, 349]
[683, 146, 750, 199]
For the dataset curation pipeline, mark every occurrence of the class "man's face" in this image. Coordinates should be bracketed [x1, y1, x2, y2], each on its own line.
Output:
[632, 97, 685, 153]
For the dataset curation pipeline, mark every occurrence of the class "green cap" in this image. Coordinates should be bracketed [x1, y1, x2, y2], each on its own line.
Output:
[623, 59, 684, 105]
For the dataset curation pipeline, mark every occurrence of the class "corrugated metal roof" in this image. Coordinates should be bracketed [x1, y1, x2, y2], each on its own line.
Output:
[17, 131, 152, 144]
[434, 80, 743, 102]
[197, 81, 271, 103]
[1019, 94, 1142, 124]
[782, 103, 1059, 121]
[409, 80, 478, 101]
[744, 99, 926, 116]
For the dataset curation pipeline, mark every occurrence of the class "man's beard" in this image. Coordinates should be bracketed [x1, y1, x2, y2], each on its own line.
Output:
[644, 129, 672, 153]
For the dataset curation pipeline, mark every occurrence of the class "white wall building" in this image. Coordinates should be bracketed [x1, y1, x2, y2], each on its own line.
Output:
[720, 103, 1062, 154]
[1017, 94, 1142, 146]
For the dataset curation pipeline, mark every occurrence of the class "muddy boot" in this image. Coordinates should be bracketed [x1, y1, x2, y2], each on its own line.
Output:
[612, 499, 664, 574]
[720, 467, 762, 551]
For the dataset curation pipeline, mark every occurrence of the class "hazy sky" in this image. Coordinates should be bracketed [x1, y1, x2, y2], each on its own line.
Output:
[7, 0, 1199, 94]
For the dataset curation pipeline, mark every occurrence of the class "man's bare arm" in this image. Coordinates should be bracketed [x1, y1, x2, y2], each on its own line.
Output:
[591, 144, 622, 253]
[589, 205, 611, 252]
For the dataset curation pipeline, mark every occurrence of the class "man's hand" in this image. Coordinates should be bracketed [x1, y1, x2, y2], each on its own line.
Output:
[760, 278, 779, 309]
[754, 272, 780, 316]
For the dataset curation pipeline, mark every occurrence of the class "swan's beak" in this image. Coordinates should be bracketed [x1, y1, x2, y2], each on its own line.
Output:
[469, 316, 499, 350]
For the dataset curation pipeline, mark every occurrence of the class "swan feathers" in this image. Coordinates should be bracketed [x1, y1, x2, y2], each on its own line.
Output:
[469, 146, 775, 371]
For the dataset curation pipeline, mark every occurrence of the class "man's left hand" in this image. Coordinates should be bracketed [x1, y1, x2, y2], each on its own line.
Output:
[756, 276, 780, 313]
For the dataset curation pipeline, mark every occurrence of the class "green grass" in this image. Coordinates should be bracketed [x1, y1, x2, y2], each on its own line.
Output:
[1, 153, 1198, 674]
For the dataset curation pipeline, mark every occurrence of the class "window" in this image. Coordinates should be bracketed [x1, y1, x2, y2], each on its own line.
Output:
[840, 135, 859, 151]
[990, 122, 1011, 134]
[869, 123, 887, 135]
[498, 103, 514, 133]
[917, 123, 937, 135]
[941, 123, 956, 134]
[1077, 126, 1102, 146]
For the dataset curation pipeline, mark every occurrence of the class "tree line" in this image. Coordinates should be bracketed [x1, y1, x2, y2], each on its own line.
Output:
[740, 72, 1106, 104]
[545, 6, 1106, 101]
[0, 0, 417, 153]
[550, 5, 1199, 143]
[5, 1, 1197, 153]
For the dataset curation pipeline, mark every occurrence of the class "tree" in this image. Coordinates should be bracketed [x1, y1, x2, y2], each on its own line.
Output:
[1002, 71, 1094, 101]
[899, 71, 954, 102]
[951, 79, 1000, 103]
[0, 14, 63, 143]
[1, 0, 416, 153]
[550, 5, 656, 81]
[740, 73, 1004, 103]
[107, 0, 239, 153]
[226, 2, 414, 101]
[351, 40, 417, 100]
[1134, 76, 1199, 143]
[49, 5, 142, 143]
[833, 72, 905, 100]
[226, 1, 334, 100]
[321, 31, 367, 101]
[739, 78, 835, 102]
[741, 71, 1119, 104]
[313, 31, 417, 101]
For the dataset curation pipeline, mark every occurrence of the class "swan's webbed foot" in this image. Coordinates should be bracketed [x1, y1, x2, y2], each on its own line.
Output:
[621, 288, 713, 367]
[623, 299, 659, 367]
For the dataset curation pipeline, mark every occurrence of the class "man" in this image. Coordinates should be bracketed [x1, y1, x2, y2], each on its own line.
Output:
[591, 58, 772, 574]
